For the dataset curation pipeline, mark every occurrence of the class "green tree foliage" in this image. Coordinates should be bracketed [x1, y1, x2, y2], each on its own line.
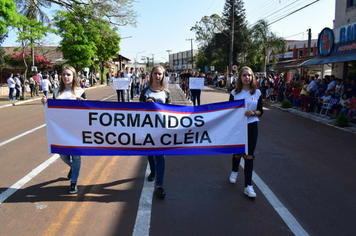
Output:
[95, 23, 121, 84]
[222, 0, 250, 68]
[251, 19, 286, 73]
[54, 9, 98, 69]
[191, 0, 250, 73]
[0, 0, 20, 40]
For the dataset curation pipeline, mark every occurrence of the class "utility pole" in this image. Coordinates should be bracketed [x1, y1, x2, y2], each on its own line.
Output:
[150, 54, 154, 66]
[186, 39, 193, 69]
[228, 0, 234, 87]
[307, 28, 311, 57]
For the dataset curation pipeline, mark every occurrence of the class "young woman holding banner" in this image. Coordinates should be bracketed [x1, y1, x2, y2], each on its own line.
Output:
[228, 66, 263, 198]
[41, 65, 86, 194]
[139, 65, 172, 198]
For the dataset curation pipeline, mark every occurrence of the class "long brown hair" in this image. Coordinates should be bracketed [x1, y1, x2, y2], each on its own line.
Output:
[234, 66, 257, 95]
[56, 65, 79, 98]
[147, 65, 167, 89]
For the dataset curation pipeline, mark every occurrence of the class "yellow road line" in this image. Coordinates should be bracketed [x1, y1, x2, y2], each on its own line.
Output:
[43, 156, 109, 236]
[63, 157, 117, 236]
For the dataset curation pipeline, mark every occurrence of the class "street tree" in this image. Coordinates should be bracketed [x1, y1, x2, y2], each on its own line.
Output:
[251, 19, 286, 74]
[26, 0, 137, 27]
[222, 0, 250, 74]
[95, 23, 121, 84]
[0, 0, 20, 41]
[54, 9, 98, 70]
[16, 16, 56, 72]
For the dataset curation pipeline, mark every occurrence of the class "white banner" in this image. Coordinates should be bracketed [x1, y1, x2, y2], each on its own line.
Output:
[189, 77, 204, 90]
[45, 99, 247, 156]
[113, 78, 129, 90]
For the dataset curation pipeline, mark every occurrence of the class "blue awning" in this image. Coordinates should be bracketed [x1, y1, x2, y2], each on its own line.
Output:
[302, 54, 356, 66]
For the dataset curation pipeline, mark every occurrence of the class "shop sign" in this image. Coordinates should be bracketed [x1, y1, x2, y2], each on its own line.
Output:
[318, 28, 334, 57]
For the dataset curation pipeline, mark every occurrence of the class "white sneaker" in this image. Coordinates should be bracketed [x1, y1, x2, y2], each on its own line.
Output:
[229, 171, 238, 184]
[244, 185, 257, 198]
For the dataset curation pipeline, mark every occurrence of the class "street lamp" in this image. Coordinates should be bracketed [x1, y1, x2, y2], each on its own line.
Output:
[166, 50, 172, 70]
[135, 51, 145, 69]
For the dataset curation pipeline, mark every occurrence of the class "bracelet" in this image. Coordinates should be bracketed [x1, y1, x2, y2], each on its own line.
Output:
[253, 111, 257, 116]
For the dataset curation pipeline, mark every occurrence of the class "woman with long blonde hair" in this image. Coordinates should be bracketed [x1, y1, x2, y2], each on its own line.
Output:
[228, 66, 263, 198]
[139, 65, 172, 198]
[41, 65, 86, 194]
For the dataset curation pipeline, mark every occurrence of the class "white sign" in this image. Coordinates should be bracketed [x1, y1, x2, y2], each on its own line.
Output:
[113, 78, 129, 90]
[210, 66, 215, 71]
[189, 77, 205, 90]
[232, 65, 238, 71]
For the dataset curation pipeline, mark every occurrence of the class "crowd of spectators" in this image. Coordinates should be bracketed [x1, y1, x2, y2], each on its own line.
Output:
[254, 70, 356, 122]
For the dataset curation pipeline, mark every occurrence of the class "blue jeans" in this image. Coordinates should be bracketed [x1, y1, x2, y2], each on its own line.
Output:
[9, 87, 14, 100]
[60, 155, 81, 183]
[43, 91, 48, 96]
[126, 88, 131, 102]
[135, 83, 140, 96]
[148, 155, 165, 187]
[15, 86, 20, 99]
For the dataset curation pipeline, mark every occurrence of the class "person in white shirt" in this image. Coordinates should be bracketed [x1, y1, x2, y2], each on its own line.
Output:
[13, 73, 22, 100]
[41, 65, 86, 194]
[41, 74, 52, 96]
[7, 73, 16, 101]
[228, 66, 263, 198]
[124, 67, 132, 102]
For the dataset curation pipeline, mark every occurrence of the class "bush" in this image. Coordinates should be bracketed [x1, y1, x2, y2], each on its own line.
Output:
[281, 100, 292, 108]
[335, 113, 349, 127]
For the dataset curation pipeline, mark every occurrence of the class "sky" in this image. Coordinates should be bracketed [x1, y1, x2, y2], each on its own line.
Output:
[2, 0, 335, 64]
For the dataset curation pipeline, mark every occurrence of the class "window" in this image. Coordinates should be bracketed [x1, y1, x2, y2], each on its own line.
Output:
[347, 0, 356, 7]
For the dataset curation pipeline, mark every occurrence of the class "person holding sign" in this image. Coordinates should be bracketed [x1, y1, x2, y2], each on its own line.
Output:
[228, 66, 263, 198]
[139, 65, 172, 198]
[190, 72, 203, 106]
[114, 71, 127, 102]
[41, 65, 86, 194]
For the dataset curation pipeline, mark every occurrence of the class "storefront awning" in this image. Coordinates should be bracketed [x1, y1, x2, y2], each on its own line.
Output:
[302, 54, 356, 66]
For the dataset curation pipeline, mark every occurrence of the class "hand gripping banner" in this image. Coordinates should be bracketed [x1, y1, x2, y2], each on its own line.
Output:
[45, 99, 247, 156]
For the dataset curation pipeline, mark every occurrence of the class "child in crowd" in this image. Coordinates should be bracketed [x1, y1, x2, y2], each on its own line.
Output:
[292, 85, 300, 108]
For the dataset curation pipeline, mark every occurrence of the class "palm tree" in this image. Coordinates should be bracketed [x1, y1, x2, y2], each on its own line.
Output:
[251, 19, 286, 74]
[16, 0, 51, 23]
[16, 0, 51, 67]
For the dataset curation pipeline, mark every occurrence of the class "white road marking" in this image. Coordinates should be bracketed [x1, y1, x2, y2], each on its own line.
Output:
[0, 92, 115, 204]
[132, 164, 154, 236]
[0, 124, 46, 147]
[241, 159, 309, 236]
[0, 154, 60, 204]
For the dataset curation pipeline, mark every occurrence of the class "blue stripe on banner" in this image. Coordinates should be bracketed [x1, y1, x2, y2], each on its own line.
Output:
[47, 98, 245, 114]
[51, 145, 245, 156]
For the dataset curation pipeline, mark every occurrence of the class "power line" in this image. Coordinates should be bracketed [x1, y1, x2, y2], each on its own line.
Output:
[268, 0, 320, 26]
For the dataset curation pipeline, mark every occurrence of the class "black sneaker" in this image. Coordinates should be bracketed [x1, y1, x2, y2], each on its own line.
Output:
[156, 187, 166, 198]
[147, 172, 155, 182]
[67, 168, 72, 179]
[69, 183, 78, 194]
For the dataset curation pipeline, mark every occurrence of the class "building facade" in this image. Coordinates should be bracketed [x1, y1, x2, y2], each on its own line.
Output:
[303, 0, 356, 79]
[169, 49, 198, 71]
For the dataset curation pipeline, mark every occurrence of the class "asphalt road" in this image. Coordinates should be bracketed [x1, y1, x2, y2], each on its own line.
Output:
[0, 83, 355, 236]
